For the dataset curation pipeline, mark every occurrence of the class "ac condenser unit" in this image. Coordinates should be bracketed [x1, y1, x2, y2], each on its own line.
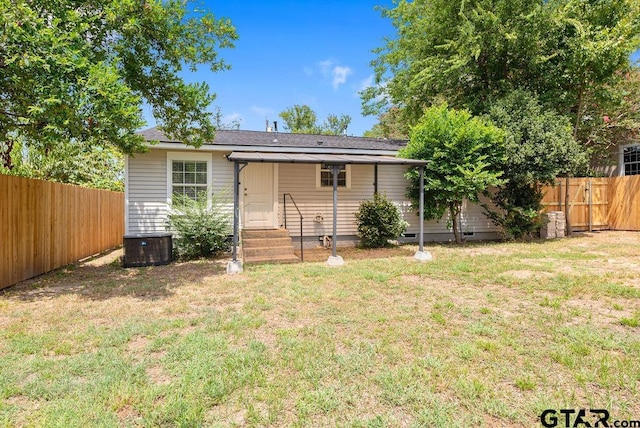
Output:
[122, 233, 173, 268]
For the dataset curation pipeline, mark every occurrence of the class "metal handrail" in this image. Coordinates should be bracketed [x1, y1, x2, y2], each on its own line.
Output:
[283, 193, 304, 262]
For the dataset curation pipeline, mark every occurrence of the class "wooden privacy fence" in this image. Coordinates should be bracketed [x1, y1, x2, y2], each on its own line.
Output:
[608, 175, 640, 230]
[1, 174, 124, 290]
[542, 176, 640, 232]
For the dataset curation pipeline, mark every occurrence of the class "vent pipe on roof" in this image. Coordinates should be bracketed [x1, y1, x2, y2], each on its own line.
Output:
[274, 121, 278, 132]
[265, 118, 272, 132]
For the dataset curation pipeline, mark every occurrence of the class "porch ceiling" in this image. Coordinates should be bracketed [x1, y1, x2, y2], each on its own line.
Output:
[226, 151, 427, 166]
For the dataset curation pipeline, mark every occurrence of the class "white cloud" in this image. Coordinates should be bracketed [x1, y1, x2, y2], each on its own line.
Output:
[331, 66, 353, 89]
[303, 66, 314, 76]
[319, 60, 334, 76]
[358, 74, 375, 92]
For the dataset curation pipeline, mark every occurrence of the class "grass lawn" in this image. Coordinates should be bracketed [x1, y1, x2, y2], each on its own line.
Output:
[1, 231, 639, 427]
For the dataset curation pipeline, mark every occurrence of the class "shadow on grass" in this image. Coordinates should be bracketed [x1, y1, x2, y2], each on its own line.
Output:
[2, 248, 230, 302]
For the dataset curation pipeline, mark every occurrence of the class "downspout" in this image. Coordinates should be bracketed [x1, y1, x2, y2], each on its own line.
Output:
[374, 164, 378, 195]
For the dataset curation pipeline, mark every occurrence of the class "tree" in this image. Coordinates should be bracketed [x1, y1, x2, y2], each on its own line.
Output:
[364, 0, 639, 234]
[278, 105, 352, 135]
[363, 0, 640, 144]
[484, 90, 588, 238]
[279, 105, 319, 133]
[576, 70, 640, 166]
[400, 105, 506, 244]
[363, 107, 409, 139]
[212, 107, 242, 131]
[322, 114, 352, 136]
[8, 141, 125, 191]
[0, 0, 237, 173]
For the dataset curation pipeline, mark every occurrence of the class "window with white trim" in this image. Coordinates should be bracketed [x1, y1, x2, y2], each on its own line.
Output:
[171, 160, 208, 200]
[316, 163, 351, 189]
[623, 145, 640, 176]
[166, 152, 211, 202]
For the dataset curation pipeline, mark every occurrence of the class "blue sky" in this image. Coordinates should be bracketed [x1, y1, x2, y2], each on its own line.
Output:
[143, 0, 395, 136]
[142, 1, 640, 137]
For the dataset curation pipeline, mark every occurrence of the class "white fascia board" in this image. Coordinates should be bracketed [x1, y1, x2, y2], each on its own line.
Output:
[146, 141, 399, 156]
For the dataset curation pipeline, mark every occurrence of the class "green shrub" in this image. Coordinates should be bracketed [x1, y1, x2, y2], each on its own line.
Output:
[483, 182, 546, 239]
[166, 190, 231, 260]
[355, 193, 408, 248]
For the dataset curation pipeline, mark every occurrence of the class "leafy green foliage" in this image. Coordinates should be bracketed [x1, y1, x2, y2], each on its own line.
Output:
[322, 114, 352, 136]
[279, 105, 352, 135]
[484, 91, 588, 239]
[1, 140, 124, 191]
[400, 105, 506, 244]
[279, 105, 318, 133]
[489, 91, 588, 186]
[483, 184, 547, 240]
[363, 107, 409, 139]
[166, 191, 232, 260]
[363, 0, 640, 161]
[355, 193, 408, 248]
[0, 0, 237, 177]
[577, 70, 640, 165]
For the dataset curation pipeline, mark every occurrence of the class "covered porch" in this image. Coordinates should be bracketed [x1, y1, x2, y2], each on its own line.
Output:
[225, 152, 430, 274]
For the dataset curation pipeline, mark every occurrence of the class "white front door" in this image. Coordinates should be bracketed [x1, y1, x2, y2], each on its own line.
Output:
[242, 163, 276, 229]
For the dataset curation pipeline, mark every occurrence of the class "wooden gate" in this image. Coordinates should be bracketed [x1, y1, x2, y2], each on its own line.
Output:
[542, 178, 609, 231]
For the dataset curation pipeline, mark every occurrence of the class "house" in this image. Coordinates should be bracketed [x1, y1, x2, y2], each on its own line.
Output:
[127, 128, 500, 271]
[606, 143, 640, 177]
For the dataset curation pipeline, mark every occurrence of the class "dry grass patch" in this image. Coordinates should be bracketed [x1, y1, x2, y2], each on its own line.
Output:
[0, 231, 639, 427]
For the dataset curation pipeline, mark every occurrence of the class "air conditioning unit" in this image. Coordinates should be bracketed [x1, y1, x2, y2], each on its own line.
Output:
[123, 233, 173, 268]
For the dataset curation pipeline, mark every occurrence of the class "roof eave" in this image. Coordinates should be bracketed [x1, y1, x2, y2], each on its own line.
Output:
[146, 141, 400, 156]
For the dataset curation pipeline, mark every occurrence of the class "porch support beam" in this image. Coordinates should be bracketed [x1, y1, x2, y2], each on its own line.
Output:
[414, 165, 432, 262]
[227, 160, 247, 274]
[327, 164, 344, 266]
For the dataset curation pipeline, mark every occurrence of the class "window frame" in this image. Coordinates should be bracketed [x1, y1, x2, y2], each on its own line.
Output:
[166, 152, 212, 204]
[315, 163, 351, 190]
[620, 144, 640, 177]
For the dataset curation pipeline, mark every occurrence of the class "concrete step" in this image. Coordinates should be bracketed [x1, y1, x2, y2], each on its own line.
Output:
[243, 245, 295, 258]
[243, 254, 300, 265]
[242, 237, 294, 248]
[242, 229, 290, 239]
[240, 228, 298, 265]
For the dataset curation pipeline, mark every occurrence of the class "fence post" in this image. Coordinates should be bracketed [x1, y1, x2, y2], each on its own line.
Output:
[588, 179, 593, 232]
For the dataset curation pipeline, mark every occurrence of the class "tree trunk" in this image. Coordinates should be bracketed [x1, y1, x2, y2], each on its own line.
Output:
[1, 140, 14, 170]
[450, 204, 462, 244]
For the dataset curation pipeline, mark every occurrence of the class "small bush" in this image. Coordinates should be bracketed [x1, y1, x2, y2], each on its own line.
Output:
[166, 190, 231, 260]
[483, 182, 546, 239]
[355, 193, 408, 248]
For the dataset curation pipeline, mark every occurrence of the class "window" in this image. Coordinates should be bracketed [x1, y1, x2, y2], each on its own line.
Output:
[166, 152, 211, 203]
[172, 160, 208, 200]
[316, 163, 351, 189]
[623, 145, 640, 176]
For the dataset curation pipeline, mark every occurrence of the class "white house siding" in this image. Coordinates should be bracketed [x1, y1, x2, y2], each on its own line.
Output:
[277, 163, 500, 244]
[126, 149, 233, 234]
[127, 150, 500, 241]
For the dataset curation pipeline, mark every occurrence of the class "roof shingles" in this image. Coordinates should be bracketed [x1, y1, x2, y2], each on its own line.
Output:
[139, 127, 407, 152]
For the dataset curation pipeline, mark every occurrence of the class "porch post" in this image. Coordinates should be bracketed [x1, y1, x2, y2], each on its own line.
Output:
[227, 161, 244, 274]
[327, 164, 344, 266]
[414, 166, 432, 261]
